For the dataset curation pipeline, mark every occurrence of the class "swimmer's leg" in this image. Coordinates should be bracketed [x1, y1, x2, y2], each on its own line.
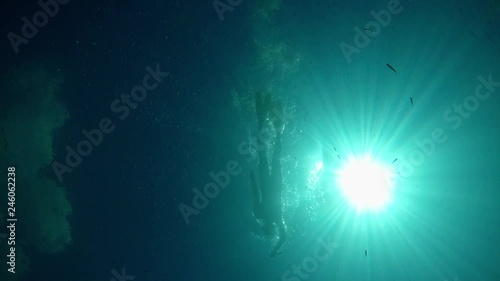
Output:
[269, 100, 286, 257]
[255, 91, 271, 131]
[255, 91, 271, 183]
[271, 99, 284, 133]
[250, 170, 263, 219]
[270, 219, 287, 258]
[271, 100, 283, 191]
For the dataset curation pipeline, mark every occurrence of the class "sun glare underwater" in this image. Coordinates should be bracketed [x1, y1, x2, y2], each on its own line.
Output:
[335, 155, 396, 211]
[304, 150, 397, 215]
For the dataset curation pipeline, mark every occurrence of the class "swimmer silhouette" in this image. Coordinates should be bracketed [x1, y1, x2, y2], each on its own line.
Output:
[251, 91, 286, 258]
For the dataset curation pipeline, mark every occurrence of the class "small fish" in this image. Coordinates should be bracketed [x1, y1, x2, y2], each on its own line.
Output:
[365, 250, 367, 256]
[364, 27, 375, 33]
[410, 97, 414, 106]
[392, 158, 398, 163]
[386, 63, 397, 74]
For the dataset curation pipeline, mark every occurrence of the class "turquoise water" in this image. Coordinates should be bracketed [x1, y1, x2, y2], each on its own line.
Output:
[0, 0, 499, 280]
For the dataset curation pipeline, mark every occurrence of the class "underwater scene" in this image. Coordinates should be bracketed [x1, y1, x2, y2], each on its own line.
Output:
[0, 0, 499, 280]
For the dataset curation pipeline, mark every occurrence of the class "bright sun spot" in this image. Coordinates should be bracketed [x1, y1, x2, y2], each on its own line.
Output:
[336, 155, 396, 211]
